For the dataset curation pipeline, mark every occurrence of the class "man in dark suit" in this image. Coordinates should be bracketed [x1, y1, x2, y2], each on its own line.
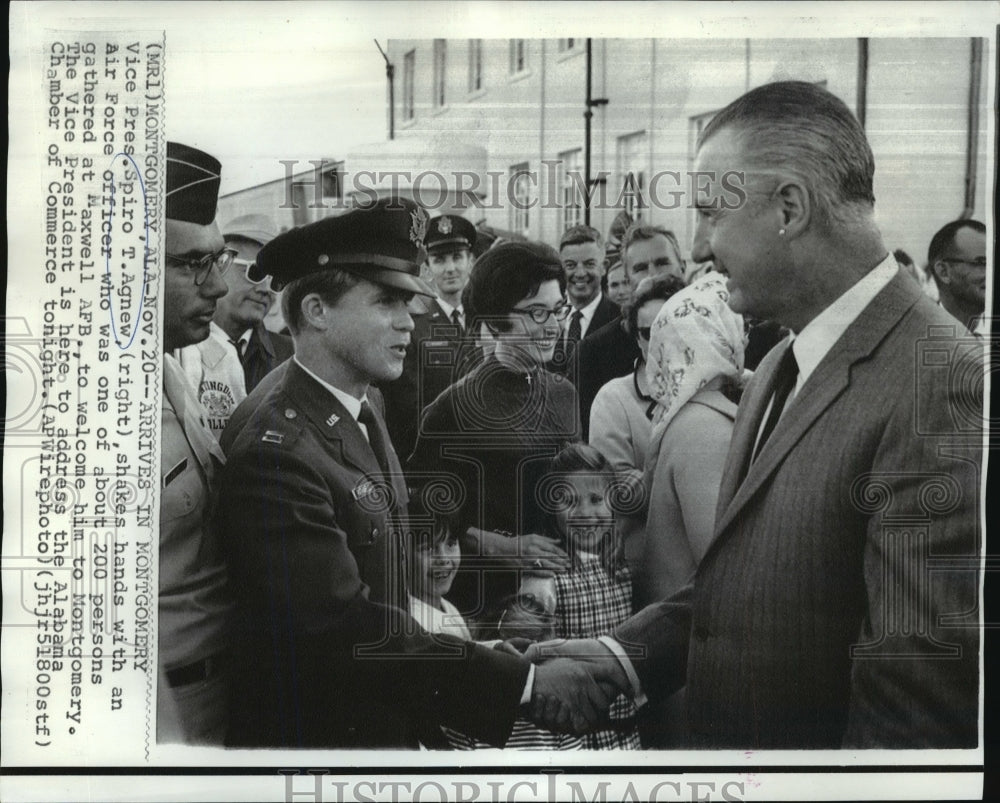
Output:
[529, 81, 982, 749]
[216, 197, 623, 748]
[218, 214, 294, 392]
[576, 224, 685, 438]
[381, 214, 477, 458]
[550, 225, 619, 377]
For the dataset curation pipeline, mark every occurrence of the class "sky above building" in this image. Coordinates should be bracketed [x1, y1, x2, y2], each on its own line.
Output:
[11, 1, 994, 195]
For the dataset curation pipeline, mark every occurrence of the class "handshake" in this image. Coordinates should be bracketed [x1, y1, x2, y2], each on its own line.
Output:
[508, 638, 635, 736]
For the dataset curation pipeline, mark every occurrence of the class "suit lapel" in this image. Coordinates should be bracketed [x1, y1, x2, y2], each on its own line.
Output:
[714, 339, 789, 519]
[590, 295, 617, 335]
[714, 271, 924, 537]
[280, 361, 381, 478]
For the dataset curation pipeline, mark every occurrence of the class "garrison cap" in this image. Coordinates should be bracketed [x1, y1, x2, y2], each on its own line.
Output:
[425, 215, 476, 255]
[254, 197, 436, 297]
[166, 142, 222, 225]
[223, 213, 278, 247]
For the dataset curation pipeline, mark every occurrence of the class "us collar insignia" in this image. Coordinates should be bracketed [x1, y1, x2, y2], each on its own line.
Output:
[410, 208, 428, 248]
[326, 413, 340, 427]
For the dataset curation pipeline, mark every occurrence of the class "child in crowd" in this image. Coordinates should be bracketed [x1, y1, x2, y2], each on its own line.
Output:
[474, 444, 641, 748]
[544, 443, 640, 749]
[405, 481, 583, 750]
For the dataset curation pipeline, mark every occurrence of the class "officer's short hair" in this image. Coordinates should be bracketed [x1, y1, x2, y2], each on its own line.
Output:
[281, 269, 362, 336]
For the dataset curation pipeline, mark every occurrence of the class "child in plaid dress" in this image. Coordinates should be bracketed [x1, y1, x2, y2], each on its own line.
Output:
[545, 444, 641, 749]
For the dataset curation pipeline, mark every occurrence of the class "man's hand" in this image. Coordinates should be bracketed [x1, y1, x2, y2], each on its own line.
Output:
[528, 657, 624, 734]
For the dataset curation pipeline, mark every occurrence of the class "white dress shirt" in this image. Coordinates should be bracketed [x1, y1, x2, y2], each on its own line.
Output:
[435, 297, 464, 327]
[564, 291, 605, 341]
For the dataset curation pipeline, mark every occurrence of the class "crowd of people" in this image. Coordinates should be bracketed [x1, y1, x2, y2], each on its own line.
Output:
[158, 80, 984, 750]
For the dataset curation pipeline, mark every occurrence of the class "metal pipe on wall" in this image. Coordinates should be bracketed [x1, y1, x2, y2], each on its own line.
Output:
[856, 38, 868, 129]
[961, 37, 983, 219]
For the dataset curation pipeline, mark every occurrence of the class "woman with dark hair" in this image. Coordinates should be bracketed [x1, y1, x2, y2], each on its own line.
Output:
[407, 241, 579, 627]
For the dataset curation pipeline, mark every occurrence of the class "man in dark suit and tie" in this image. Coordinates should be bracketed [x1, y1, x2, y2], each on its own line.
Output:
[381, 213, 477, 458]
[550, 225, 619, 378]
[216, 197, 623, 748]
[529, 80, 982, 749]
[575, 224, 686, 438]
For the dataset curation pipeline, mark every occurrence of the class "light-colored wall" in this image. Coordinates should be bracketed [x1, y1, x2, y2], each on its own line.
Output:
[215, 38, 986, 263]
[866, 38, 987, 268]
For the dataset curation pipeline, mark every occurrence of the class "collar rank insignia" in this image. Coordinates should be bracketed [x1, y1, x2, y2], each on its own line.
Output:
[409, 208, 428, 248]
[438, 215, 452, 235]
[262, 430, 284, 444]
[326, 412, 340, 427]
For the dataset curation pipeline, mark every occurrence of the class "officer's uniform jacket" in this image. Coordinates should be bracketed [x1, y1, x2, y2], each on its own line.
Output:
[217, 359, 527, 748]
[380, 299, 473, 459]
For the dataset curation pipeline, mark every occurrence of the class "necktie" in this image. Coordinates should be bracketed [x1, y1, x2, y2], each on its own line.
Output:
[357, 400, 391, 475]
[567, 309, 583, 343]
[229, 337, 246, 365]
[752, 344, 798, 462]
[451, 308, 463, 329]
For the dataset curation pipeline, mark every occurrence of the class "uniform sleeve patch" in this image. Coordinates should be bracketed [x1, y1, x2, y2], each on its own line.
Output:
[162, 458, 188, 488]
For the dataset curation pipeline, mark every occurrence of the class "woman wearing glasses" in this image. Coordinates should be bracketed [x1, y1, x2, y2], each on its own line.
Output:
[408, 241, 579, 632]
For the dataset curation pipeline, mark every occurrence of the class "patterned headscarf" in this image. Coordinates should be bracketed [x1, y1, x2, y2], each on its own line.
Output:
[645, 272, 746, 444]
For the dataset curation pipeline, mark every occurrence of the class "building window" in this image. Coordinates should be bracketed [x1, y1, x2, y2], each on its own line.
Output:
[402, 50, 415, 121]
[558, 38, 577, 52]
[617, 131, 647, 222]
[433, 40, 447, 108]
[509, 39, 527, 74]
[510, 163, 531, 236]
[468, 39, 483, 92]
[559, 148, 584, 231]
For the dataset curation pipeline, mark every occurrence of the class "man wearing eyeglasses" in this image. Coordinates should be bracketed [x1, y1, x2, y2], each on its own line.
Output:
[927, 219, 988, 336]
[177, 214, 293, 433]
[158, 141, 235, 744]
[216, 214, 294, 390]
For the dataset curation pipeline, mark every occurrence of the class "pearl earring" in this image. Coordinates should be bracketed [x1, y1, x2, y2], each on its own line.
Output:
[778, 228, 786, 236]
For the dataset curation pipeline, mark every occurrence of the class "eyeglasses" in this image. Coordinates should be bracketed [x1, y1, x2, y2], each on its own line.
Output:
[637, 326, 652, 341]
[940, 258, 987, 270]
[510, 304, 572, 324]
[166, 246, 237, 286]
[233, 258, 283, 292]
